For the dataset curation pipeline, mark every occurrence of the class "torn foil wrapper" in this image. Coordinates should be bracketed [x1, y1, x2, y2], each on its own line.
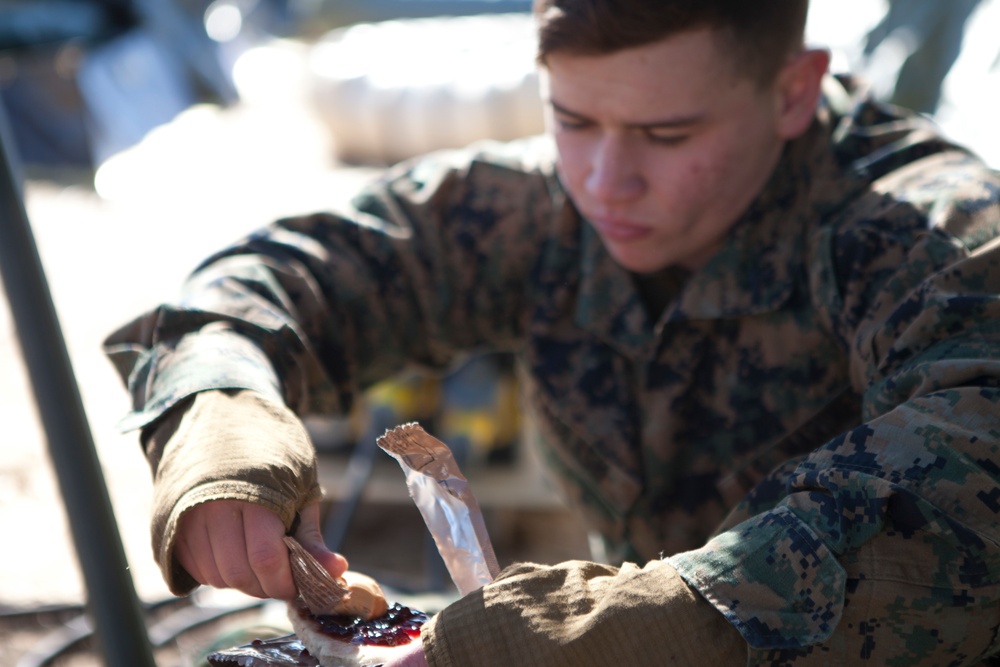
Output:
[377, 422, 500, 596]
[207, 634, 319, 666]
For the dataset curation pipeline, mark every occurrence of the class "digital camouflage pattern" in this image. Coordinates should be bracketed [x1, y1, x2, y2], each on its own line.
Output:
[105, 75, 1000, 663]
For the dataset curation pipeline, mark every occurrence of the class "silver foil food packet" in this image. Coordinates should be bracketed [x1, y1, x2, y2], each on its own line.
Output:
[377, 422, 500, 596]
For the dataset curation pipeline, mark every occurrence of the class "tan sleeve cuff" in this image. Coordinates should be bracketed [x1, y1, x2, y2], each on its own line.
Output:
[423, 559, 746, 667]
[143, 389, 322, 595]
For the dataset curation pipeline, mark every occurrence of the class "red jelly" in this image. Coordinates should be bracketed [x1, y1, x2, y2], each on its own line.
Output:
[315, 603, 428, 647]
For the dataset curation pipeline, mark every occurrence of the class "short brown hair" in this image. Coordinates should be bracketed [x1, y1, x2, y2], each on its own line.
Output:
[534, 0, 809, 83]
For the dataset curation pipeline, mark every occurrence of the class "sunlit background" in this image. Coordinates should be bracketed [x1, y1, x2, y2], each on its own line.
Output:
[10, 0, 999, 202]
[0, 0, 998, 663]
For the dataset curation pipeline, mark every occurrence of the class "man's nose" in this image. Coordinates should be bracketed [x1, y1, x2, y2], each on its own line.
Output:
[585, 136, 644, 203]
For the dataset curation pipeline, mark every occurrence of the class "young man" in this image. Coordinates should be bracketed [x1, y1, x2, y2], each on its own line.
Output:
[105, 1, 1000, 664]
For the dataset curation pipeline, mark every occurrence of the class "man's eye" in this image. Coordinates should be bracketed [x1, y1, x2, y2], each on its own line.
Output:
[645, 132, 688, 146]
[555, 117, 590, 131]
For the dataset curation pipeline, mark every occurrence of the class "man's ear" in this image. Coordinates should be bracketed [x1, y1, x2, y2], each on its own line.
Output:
[774, 48, 830, 140]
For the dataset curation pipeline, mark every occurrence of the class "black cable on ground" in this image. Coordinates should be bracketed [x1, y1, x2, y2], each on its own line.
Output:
[146, 597, 268, 648]
[12, 594, 273, 667]
[14, 614, 92, 667]
[0, 603, 85, 620]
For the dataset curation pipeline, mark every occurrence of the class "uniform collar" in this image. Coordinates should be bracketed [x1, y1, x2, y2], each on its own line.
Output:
[574, 97, 869, 356]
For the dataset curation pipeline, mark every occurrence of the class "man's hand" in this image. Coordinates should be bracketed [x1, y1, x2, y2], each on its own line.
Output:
[380, 640, 429, 667]
[175, 500, 348, 599]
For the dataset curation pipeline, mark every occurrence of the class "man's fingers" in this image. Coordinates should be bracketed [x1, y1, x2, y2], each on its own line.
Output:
[174, 500, 343, 601]
[204, 502, 266, 598]
[295, 503, 349, 579]
[176, 507, 225, 588]
[243, 504, 297, 600]
[175, 529, 208, 585]
[382, 641, 429, 667]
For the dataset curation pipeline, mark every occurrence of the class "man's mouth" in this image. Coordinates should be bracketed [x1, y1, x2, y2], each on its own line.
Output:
[589, 216, 653, 242]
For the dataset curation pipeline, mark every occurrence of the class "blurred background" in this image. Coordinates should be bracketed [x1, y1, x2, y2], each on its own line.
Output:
[0, 1, 998, 665]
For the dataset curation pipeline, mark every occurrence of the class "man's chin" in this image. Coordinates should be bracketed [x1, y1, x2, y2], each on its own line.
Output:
[606, 247, 675, 274]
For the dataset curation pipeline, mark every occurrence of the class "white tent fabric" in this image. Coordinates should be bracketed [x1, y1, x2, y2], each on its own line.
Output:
[308, 13, 543, 164]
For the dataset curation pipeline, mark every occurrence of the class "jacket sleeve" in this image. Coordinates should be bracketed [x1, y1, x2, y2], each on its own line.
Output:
[103, 138, 560, 432]
[668, 153, 1000, 652]
[422, 559, 746, 667]
[143, 388, 321, 595]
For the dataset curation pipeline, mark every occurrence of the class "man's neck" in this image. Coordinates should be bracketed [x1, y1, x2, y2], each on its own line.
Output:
[632, 265, 691, 323]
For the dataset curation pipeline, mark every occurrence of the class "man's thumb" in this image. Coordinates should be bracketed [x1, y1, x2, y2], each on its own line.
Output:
[293, 504, 349, 578]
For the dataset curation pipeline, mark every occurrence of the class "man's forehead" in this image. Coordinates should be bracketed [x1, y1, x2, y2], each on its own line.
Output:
[542, 29, 740, 87]
[540, 31, 744, 122]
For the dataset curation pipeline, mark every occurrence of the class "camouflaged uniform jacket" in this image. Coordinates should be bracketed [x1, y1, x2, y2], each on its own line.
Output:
[106, 77, 1000, 655]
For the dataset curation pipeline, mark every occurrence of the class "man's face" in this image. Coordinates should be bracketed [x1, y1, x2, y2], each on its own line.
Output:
[543, 30, 798, 274]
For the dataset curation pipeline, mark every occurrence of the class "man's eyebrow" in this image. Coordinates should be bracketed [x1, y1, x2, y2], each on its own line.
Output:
[549, 100, 706, 129]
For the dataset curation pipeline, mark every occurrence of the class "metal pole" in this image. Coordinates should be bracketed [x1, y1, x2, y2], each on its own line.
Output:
[0, 109, 156, 665]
